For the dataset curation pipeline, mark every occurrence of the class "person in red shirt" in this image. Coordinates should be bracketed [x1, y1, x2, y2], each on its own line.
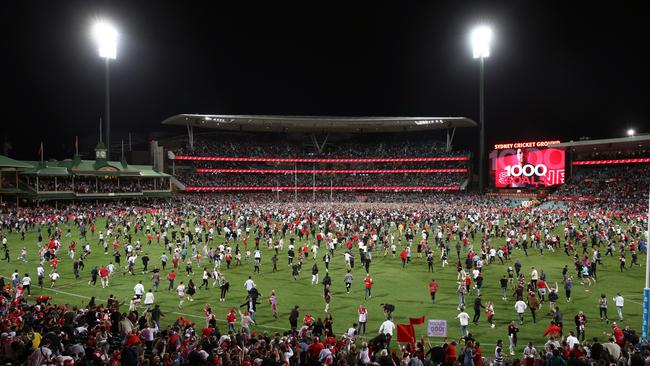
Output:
[226, 308, 237, 333]
[168, 270, 176, 291]
[364, 274, 373, 300]
[51, 257, 59, 269]
[400, 249, 408, 268]
[610, 322, 625, 346]
[543, 321, 562, 338]
[202, 326, 213, 337]
[537, 278, 547, 303]
[99, 267, 110, 288]
[444, 340, 457, 366]
[429, 279, 439, 304]
[303, 314, 315, 326]
[306, 336, 324, 359]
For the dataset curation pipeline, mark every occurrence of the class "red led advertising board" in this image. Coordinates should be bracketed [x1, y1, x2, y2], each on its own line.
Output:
[490, 141, 565, 188]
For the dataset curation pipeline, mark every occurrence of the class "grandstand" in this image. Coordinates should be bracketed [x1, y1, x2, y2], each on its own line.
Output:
[539, 136, 650, 213]
[162, 115, 476, 199]
[0, 142, 172, 203]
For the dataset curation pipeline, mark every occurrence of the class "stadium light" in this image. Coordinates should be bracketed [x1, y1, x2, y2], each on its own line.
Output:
[471, 26, 492, 59]
[93, 21, 118, 59]
[92, 20, 118, 159]
[627, 128, 636, 136]
[471, 25, 493, 193]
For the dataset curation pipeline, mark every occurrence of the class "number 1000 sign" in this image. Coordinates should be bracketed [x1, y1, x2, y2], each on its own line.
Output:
[504, 164, 547, 177]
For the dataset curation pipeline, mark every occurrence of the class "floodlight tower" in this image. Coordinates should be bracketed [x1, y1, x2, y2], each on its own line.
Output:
[471, 25, 492, 193]
[93, 21, 118, 159]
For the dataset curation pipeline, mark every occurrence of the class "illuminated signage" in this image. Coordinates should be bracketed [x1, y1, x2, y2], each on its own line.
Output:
[493, 140, 561, 150]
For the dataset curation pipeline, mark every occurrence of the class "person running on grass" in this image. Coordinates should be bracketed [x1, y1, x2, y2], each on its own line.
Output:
[268, 289, 278, 318]
[344, 270, 353, 294]
[186, 279, 196, 302]
[176, 281, 186, 309]
[486, 300, 495, 328]
[219, 276, 230, 302]
[324, 284, 332, 313]
[49, 270, 60, 288]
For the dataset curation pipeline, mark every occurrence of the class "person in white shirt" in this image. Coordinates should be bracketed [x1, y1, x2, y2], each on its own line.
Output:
[358, 343, 371, 365]
[129, 296, 140, 312]
[456, 308, 470, 337]
[22, 274, 32, 295]
[177, 282, 186, 309]
[357, 305, 368, 336]
[566, 331, 579, 350]
[523, 342, 537, 363]
[379, 318, 396, 347]
[346, 325, 357, 343]
[143, 289, 155, 310]
[49, 270, 60, 288]
[127, 255, 137, 275]
[514, 300, 527, 324]
[134, 281, 145, 298]
[244, 276, 256, 293]
[613, 293, 624, 320]
[530, 267, 539, 289]
[36, 265, 45, 288]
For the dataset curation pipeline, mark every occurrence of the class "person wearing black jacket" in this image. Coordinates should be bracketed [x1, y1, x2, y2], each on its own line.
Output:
[240, 295, 262, 320]
[322, 273, 332, 288]
[426, 343, 446, 366]
[148, 304, 164, 329]
[120, 345, 139, 366]
[500, 275, 508, 300]
[473, 295, 485, 324]
[289, 305, 300, 330]
[141, 254, 150, 273]
[89, 266, 99, 286]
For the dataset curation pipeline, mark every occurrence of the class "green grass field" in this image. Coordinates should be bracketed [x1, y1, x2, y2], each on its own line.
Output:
[1, 216, 645, 350]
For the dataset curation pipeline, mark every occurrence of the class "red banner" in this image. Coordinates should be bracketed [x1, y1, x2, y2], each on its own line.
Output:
[184, 186, 461, 192]
[572, 158, 650, 165]
[174, 155, 469, 163]
[396, 324, 415, 343]
[196, 168, 467, 174]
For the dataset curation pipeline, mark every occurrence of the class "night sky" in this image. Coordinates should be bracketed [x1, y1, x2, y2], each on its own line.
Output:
[3, 2, 648, 160]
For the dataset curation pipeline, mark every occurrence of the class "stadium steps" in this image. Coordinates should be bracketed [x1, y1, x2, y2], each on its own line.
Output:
[170, 176, 186, 191]
[460, 178, 469, 190]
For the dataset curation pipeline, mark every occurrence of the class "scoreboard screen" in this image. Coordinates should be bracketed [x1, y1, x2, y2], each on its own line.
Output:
[490, 140, 565, 189]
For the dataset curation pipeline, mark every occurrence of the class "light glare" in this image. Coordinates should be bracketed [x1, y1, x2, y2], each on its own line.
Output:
[627, 128, 635, 136]
[471, 26, 492, 59]
[93, 21, 118, 59]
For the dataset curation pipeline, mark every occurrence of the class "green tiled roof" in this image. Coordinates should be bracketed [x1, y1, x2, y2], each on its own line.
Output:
[0, 155, 33, 168]
[20, 158, 168, 177]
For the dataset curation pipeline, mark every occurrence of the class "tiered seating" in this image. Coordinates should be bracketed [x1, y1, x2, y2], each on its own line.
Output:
[172, 137, 470, 192]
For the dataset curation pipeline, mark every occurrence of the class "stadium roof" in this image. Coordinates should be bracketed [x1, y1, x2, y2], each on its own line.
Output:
[162, 114, 477, 133]
[550, 134, 650, 151]
[0, 155, 33, 169]
[20, 159, 170, 177]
